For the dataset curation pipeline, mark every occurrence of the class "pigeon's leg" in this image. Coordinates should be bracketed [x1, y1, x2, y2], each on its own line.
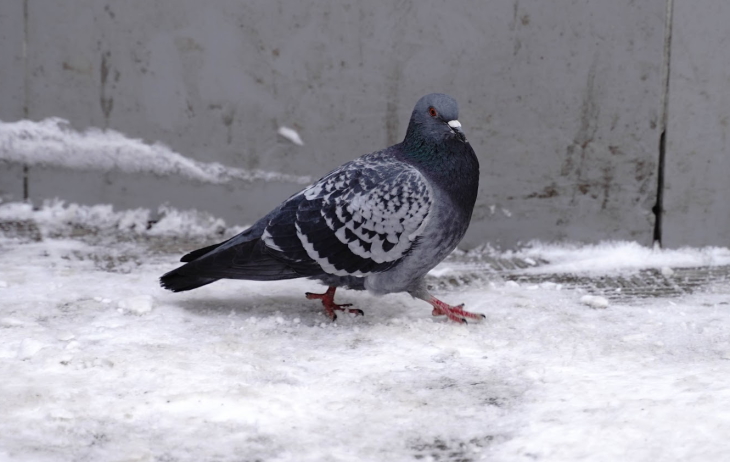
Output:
[305, 286, 364, 321]
[428, 296, 485, 324]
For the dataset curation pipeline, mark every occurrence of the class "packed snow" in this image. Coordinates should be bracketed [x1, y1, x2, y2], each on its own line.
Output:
[1, 200, 729, 462]
[0, 118, 311, 185]
[579, 294, 610, 309]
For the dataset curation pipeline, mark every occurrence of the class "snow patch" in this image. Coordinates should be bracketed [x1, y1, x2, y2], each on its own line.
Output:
[148, 205, 227, 238]
[16, 338, 46, 360]
[118, 295, 155, 315]
[504, 241, 730, 275]
[277, 126, 304, 146]
[56, 332, 76, 341]
[580, 294, 610, 309]
[1, 317, 26, 327]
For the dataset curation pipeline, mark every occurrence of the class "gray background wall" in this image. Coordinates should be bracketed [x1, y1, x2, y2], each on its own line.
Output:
[664, 0, 730, 248]
[0, 0, 725, 249]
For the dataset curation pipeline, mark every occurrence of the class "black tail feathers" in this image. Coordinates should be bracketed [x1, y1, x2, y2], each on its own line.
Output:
[159, 269, 218, 292]
[180, 242, 224, 262]
[160, 236, 310, 292]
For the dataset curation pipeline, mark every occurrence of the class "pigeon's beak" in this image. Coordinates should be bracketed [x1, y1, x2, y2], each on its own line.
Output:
[448, 120, 466, 142]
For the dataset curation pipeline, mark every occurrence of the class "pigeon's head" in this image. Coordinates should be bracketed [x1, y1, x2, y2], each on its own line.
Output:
[405, 93, 467, 145]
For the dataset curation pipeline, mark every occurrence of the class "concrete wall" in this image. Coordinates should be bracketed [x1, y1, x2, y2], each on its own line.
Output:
[664, 0, 730, 248]
[0, 1, 26, 202]
[0, 1, 676, 248]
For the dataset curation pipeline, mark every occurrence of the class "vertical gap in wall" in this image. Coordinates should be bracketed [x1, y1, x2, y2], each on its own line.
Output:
[22, 0, 30, 202]
[654, 131, 666, 246]
[653, 0, 674, 248]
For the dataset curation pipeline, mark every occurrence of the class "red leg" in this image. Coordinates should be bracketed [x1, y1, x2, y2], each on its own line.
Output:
[305, 286, 364, 321]
[429, 297, 485, 324]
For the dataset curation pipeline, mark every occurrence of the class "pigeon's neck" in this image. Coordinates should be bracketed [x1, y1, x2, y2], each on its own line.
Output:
[401, 132, 474, 176]
[398, 135, 479, 212]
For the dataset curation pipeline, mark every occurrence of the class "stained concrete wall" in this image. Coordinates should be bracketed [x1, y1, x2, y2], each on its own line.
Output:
[1, 1, 672, 248]
[0, 1, 26, 202]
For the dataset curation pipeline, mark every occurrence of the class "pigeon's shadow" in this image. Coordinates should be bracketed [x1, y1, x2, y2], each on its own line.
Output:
[173, 291, 400, 324]
[176, 293, 317, 318]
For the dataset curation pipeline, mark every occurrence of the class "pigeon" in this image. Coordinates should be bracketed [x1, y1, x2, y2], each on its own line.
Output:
[160, 93, 482, 323]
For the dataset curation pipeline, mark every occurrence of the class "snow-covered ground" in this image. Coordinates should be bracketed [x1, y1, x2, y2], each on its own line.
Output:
[1, 200, 729, 462]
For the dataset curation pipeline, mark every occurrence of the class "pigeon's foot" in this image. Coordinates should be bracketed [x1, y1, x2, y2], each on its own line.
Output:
[305, 286, 364, 321]
[429, 297, 485, 324]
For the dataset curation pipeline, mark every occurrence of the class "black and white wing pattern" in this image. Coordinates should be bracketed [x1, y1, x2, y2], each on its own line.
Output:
[262, 154, 432, 278]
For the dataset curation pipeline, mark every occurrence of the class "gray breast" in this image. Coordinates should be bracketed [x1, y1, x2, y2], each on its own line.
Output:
[364, 186, 468, 295]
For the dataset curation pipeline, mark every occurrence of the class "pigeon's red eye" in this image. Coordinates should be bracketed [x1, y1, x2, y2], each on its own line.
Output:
[428, 107, 438, 117]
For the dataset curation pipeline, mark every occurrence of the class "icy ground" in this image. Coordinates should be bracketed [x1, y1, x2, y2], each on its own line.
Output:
[1, 201, 729, 462]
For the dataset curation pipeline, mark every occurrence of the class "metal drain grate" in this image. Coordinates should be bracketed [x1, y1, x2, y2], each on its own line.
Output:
[503, 267, 730, 300]
[428, 263, 730, 302]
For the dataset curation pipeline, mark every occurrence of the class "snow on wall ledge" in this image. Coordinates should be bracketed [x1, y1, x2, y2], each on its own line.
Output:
[0, 118, 311, 185]
[0, 199, 245, 240]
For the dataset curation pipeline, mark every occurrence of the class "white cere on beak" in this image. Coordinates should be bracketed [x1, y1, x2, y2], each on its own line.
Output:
[448, 120, 462, 129]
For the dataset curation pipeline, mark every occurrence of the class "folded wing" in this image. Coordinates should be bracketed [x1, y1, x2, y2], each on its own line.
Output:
[264, 155, 433, 278]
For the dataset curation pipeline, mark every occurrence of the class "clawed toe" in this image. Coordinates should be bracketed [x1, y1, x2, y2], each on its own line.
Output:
[306, 286, 362, 321]
[429, 297, 484, 324]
